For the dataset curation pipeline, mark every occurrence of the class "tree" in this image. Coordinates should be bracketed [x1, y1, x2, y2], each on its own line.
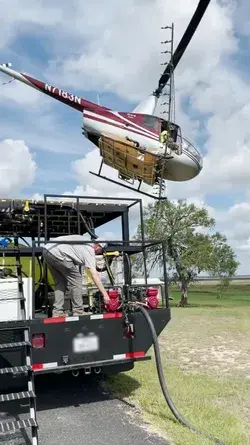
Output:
[134, 199, 239, 306]
[206, 232, 239, 299]
[216, 276, 231, 299]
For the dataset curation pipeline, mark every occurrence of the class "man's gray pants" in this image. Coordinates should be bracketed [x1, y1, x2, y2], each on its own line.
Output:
[43, 249, 83, 315]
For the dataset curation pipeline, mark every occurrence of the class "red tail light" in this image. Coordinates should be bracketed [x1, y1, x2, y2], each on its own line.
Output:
[32, 333, 45, 349]
[146, 288, 159, 309]
[106, 289, 120, 312]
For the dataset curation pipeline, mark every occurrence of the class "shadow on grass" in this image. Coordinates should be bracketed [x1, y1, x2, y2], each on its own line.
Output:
[104, 371, 141, 405]
[170, 303, 220, 308]
[104, 370, 180, 425]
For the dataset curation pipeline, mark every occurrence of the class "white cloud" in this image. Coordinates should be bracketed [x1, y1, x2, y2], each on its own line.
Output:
[234, 0, 250, 36]
[44, 0, 237, 102]
[228, 202, 250, 221]
[0, 139, 36, 195]
[0, 79, 44, 107]
[0, 0, 64, 50]
[217, 202, 250, 245]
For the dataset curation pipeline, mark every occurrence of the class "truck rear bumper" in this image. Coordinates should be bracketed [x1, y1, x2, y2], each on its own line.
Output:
[32, 355, 151, 375]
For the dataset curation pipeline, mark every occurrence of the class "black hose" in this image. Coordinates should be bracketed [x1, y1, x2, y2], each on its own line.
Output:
[19, 236, 31, 247]
[135, 305, 227, 445]
[79, 214, 98, 240]
[15, 236, 43, 285]
[124, 252, 132, 283]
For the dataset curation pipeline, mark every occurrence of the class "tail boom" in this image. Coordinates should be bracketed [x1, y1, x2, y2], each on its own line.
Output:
[0, 63, 105, 113]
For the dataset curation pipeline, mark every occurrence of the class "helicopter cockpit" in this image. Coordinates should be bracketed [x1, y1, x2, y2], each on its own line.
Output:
[137, 114, 183, 155]
[139, 114, 180, 140]
[160, 118, 183, 155]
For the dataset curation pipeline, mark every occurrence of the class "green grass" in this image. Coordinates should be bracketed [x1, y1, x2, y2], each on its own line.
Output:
[104, 284, 250, 445]
[169, 283, 250, 307]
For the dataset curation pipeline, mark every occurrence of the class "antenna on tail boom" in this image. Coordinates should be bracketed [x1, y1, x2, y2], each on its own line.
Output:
[153, 23, 175, 201]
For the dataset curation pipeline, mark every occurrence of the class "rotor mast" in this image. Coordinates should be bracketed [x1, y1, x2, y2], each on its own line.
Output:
[159, 23, 175, 123]
[153, 23, 175, 200]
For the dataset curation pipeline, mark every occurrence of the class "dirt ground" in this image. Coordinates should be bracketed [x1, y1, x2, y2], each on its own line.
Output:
[159, 308, 250, 379]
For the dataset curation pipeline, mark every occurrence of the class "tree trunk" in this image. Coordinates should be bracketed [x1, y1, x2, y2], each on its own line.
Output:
[177, 280, 189, 307]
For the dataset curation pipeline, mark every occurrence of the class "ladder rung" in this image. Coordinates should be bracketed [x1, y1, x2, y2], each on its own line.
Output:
[0, 390, 35, 402]
[0, 365, 31, 375]
[0, 417, 37, 434]
[0, 341, 30, 349]
[0, 324, 28, 331]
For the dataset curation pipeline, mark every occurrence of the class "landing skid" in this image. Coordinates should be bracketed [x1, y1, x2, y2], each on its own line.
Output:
[89, 170, 167, 200]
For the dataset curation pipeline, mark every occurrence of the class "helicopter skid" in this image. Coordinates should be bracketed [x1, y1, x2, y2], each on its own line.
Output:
[89, 170, 167, 200]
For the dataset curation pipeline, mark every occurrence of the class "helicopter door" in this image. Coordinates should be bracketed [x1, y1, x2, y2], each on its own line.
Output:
[160, 121, 182, 155]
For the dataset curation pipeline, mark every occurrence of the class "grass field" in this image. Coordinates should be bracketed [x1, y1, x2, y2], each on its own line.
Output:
[105, 284, 250, 445]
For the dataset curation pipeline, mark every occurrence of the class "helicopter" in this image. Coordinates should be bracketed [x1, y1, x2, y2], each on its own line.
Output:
[0, 0, 211, 199]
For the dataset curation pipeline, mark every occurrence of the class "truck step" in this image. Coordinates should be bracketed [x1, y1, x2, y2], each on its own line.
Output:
[0, 417, 37, 434]
[0, 365, 31, 375]
[0, 327, 27, 332]
[0, 391, 35, 402]
[0, 341, 30, 350]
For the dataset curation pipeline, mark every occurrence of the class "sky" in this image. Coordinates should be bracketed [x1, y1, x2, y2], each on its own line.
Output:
[0, 0, 250, 274]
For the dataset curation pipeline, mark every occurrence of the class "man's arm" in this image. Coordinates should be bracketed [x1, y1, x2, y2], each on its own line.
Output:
[87, 267, 110, 305]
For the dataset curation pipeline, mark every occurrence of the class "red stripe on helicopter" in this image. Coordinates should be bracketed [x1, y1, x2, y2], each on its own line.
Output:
[84, 109, 158, 137]
[84, 113, 158, 141]
[22, 74, 159, 139]
[101, 111, 158, 137]
[23, 74, 107, 114]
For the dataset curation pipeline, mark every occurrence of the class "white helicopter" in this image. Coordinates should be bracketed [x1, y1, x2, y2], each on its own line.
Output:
[0, 0, 210, 199]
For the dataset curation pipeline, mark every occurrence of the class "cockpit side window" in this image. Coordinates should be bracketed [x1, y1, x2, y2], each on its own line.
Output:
[160, 120, 178, 142]
[141, 115, 160, 133]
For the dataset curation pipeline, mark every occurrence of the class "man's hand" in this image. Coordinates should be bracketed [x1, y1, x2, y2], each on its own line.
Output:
[87, 267, 110, 305]
[102, 291, 110, 306]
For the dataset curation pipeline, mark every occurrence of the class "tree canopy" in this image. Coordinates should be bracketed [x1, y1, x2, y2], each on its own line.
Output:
[134, 199, 239, 306]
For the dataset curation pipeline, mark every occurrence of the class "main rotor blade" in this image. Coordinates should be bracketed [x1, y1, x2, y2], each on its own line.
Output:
[154, 0, 211, 97]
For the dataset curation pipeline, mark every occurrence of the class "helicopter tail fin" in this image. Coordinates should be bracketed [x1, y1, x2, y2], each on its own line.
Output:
[132, 95, 158, 115]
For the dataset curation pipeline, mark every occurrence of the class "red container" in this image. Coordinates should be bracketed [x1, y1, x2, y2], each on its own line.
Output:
[106, 289, 120, 312]
[107, 289, 119, 298]
[146, 288, 159, 309]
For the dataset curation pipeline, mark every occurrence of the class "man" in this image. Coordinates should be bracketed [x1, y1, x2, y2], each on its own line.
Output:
[43, 234, 110, 317]
[160, 129, 168, 144]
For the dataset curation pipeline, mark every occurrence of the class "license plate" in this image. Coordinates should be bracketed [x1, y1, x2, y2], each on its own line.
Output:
[73, 333, 99, 354]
